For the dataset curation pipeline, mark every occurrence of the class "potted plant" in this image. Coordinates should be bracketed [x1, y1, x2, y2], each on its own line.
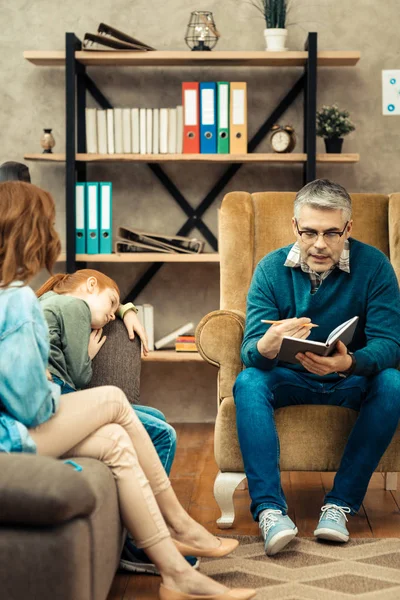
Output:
[316, 104, 355, 153]
[249, 0, 288, 51]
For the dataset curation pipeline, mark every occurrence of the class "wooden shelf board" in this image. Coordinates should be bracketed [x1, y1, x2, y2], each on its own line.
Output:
[56, 253, 220, 263]
[24, 153, 360, 164]
[142, 350, 203, 362]
[23, 50, 360, 67]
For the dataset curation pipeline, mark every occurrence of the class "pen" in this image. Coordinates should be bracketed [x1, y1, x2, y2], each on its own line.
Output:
[261, 319, 319, 328]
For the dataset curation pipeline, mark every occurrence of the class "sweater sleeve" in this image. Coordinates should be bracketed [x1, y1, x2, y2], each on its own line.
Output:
[240, 262, 281, 370]
[353, 257, 400, 376]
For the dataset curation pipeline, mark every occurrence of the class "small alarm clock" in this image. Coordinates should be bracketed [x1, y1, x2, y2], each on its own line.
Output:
[270, 124, 297, 153]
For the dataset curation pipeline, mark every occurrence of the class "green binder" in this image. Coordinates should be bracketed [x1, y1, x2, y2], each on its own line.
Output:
[217, 82, 230, 153]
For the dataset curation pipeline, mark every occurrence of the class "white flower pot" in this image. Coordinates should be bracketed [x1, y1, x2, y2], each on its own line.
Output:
[263, 28, 288, 52]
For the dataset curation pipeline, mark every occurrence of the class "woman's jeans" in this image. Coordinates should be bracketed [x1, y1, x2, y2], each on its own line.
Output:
[233, 366, 400, 520]
[52, 375, 176, 476]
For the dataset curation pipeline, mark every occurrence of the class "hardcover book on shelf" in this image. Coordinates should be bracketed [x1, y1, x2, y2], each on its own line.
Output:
[131, 108, 140, 153]
[114, 108, 123, 153]
[146, 109, 153, 154]
[143, 304, 154, 351]
[153, 108, 159, 155]
[155, 322, 194, 350]
[122, 108, 132, 153]
[85, 108, 98, 153]
[168, 108, 177, 154]
[117, 226, 205, 254]
[97, 110, 108, 154]
[139, 108, 147, 154]
[106, 109, 115, 154]
[159, 108, 169, 154]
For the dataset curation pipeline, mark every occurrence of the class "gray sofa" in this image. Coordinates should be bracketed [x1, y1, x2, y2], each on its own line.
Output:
[0, 319, 141, 600]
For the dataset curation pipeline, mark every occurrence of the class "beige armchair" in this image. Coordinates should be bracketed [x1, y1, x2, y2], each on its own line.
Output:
[196, 191, 400, 528]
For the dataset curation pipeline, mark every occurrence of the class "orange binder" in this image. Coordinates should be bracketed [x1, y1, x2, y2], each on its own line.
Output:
[230, 82, 247, 154]
[182, 82, 200, 153]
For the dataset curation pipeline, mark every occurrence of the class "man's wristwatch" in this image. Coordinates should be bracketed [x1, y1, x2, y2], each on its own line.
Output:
[338, 352, 356, 378]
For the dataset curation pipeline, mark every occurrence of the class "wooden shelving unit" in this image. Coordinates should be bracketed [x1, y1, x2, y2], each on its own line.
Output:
[23, 50, 360, 68]
[24, 153, 360, 164]
[56, 252, 220, 263]
[24, 35, 361, 350]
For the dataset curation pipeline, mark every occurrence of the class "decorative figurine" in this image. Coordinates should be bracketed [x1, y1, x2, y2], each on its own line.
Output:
[40, 129, 56, 154]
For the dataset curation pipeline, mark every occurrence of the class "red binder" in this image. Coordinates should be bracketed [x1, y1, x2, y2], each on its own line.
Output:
[182, 82, 200, 153]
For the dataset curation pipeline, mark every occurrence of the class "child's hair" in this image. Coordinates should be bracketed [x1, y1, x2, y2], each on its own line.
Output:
[0, 181, 61, 288]
[36, 269, 120, 299]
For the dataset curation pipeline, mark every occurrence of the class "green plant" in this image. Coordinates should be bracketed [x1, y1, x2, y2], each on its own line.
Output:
[249, 0, 287, 28]
[316, 104, 355, 139]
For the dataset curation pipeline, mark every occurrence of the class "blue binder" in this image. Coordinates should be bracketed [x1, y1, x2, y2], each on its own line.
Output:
[86, 182, 99, 254]
[75, 182, 86, 254]
[99, 182, 112, 254]
[200, 82, 217, 153]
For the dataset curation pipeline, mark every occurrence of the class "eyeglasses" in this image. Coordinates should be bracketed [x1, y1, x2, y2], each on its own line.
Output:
[295, 220, 349, 245]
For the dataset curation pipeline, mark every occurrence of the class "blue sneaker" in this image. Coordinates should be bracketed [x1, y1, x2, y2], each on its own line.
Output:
[259, 509, 298, 556]
[314, 504, 351, 542]
[119, 538, 200, 574]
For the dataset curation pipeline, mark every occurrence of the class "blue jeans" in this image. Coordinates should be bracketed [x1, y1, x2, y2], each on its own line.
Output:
[52, 375, 176, 475]
[233, 366, 400, 520]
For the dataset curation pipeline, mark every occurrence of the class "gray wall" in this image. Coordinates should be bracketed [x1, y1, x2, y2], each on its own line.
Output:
[2, 1, 399, 421]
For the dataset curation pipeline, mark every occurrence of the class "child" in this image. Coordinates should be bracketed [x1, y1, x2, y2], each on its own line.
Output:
[36, 268, 181, 573]
[0, 181, 252, 600]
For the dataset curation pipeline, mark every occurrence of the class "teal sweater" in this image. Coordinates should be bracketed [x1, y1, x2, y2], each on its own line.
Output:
[241, 238, 400, 378]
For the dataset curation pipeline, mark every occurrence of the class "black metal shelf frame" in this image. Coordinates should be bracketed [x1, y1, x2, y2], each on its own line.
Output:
[65, 32, 318, 301]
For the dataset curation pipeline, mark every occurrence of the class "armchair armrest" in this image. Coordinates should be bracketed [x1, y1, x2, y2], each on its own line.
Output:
[196, 310, 245, 402]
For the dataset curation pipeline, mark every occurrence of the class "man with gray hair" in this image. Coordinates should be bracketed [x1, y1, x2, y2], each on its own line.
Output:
[234, 179, 400, 556]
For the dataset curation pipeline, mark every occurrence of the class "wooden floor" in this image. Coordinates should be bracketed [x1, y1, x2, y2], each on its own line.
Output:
[107, 423, 400, 600]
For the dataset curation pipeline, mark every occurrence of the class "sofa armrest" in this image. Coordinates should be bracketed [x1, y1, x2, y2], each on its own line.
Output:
[196, 310, 245, 402]
[0, 453, 96, 526]
[89, 318, 141, 404]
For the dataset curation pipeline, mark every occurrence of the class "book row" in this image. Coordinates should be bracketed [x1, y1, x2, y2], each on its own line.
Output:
[86, 107, 184, 155]
[85, 81, 248, 155]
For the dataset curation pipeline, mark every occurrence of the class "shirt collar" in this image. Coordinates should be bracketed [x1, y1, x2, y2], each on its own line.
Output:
[284, 239, 350, 274]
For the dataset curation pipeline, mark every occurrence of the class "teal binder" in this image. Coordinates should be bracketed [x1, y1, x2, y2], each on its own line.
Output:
[86, 182, 99, 254]
[99, 182, 112, 254]
[217, 82, 230, 154]
[75, 182, 86, 254]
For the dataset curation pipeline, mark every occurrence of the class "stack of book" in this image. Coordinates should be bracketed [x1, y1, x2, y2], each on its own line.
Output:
[175, 334, 197, 352]
[154, 322, 194, 350]
[85, 106, 183, 155]
[182, 82, 247, 154]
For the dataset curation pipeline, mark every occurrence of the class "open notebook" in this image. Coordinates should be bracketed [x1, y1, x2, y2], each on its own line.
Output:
[278, 316, 359, 365]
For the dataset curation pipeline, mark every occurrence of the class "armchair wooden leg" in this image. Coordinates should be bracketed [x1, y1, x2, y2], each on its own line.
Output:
[213, 471, 247, 529]
[385, 472, 398, 490]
